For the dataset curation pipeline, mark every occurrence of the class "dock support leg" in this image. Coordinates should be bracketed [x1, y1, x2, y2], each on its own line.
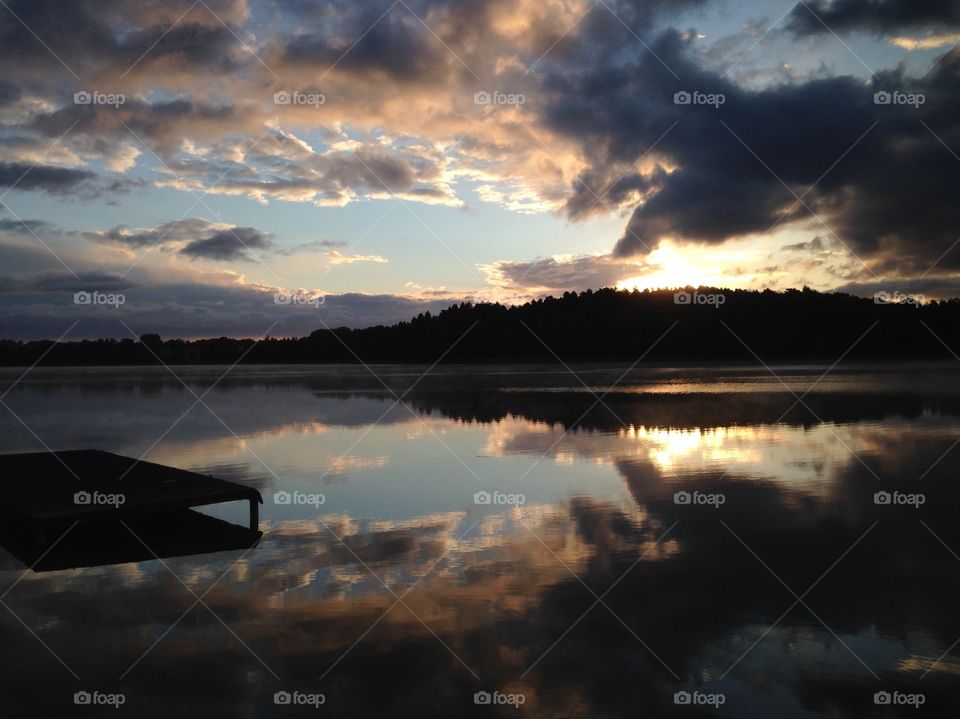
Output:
[249, 498, 259, 531]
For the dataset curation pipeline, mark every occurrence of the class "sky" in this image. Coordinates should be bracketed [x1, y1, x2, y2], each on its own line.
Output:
[0, 0, 959, 339]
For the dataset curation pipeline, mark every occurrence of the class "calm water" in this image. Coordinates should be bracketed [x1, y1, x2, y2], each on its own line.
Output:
[1, 363, 959, 717]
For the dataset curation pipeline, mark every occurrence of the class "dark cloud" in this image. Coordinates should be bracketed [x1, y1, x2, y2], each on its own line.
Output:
[0, 0, 248, 79]
[93, 218, 213, 249]
[179, 227, 272, 261]
[117, 23, 247, 76]
[0, 1, 114, 74]
[281, 11, 453, 85]
[0, 277, 467, 340]
[327, 148, 419, 193]
[0, 162, 95, 194]
[783, 236, 826, 252]
[32, 100, 240, 157]
[831, 275, 960, 300]
[91, 219, 273, 262]
[0, 79, 20, 106]
[31, 272, 135, 293]
[787, 0, 960, 36]
[565, 170, 654, 221]
[541, 30, 960, 271]
[0, 218, 55, 234]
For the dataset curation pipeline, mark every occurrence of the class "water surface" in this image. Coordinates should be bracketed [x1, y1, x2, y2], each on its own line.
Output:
[1, 363, 958, 717]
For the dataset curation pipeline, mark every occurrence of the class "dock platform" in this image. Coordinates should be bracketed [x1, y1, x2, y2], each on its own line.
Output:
[0, 450, 263, 570]
[0, 449, 261, 528]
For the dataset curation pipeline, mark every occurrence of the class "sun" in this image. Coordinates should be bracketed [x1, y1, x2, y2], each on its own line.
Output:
[616, 241, 758, 291]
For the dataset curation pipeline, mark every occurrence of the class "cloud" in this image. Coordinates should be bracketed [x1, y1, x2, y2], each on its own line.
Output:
[831, 275, 960, 300]
[31, 271, 136, 293]
[0, 218, 56, 234]
[538, 30, 960, 275]
[0, 162, 95, 194]
[0, 79, 20, 106]
[88, 218, 381, 265]
[274, 239, 348, 256]
[0, 0, 250, 80]
[0, 279, 468, 340]
[0, 0, 659, 212]
[2, 0, 960, 340]
[0, 220, 460, 338]
[179, 227, 272, 261]
[31, 99, 245, 158]
[483, 254, 650, 295]
[279, 11, 454, 86]
[890, 32, 960, 50]
[0, 135, 86, 168]
[786, 0, 960, 36]
[89, 219, 271, 262]
[782, 237, 826, 252]
[91, 218, 221, 249]
[324, 251, 388, 265]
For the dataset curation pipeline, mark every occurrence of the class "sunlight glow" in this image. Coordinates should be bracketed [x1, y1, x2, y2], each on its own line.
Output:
[615, 242, 754, 291]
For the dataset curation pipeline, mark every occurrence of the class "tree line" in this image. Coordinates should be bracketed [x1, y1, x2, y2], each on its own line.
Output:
[2, 287, 958, 366]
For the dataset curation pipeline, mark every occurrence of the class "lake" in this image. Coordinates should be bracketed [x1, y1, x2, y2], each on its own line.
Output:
[1, 363, 959, 717]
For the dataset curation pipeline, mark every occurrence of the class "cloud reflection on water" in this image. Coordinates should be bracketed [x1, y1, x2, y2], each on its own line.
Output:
[2, 366, 960, 716]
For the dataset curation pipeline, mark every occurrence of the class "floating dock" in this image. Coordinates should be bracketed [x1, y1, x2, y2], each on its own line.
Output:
[0, 450, 262, 571]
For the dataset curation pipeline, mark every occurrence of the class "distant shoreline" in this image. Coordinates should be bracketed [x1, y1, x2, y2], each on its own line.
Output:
[1, 287, 957, 367]
[1, 357, 959, 369]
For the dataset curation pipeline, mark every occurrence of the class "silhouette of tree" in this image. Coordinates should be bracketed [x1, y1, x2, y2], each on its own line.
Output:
[1, 287, 956, 365]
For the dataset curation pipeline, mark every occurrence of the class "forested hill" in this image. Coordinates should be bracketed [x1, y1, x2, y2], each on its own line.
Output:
[2, 287, 958, 366]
